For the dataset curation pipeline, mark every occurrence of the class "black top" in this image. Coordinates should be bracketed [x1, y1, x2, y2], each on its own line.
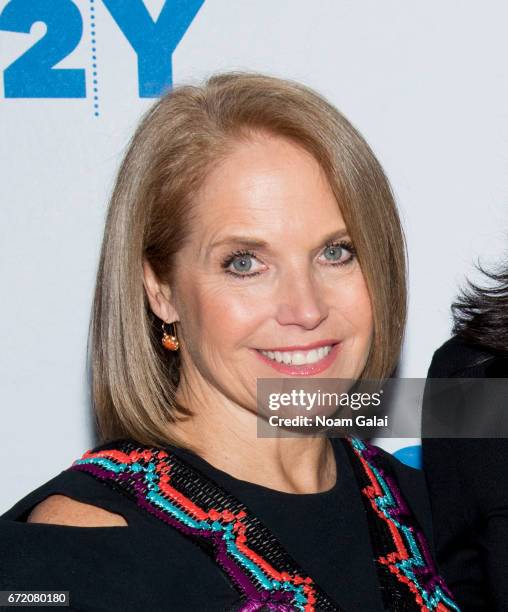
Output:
[422, 335, 508, 611]
[0, 437, 435, 611]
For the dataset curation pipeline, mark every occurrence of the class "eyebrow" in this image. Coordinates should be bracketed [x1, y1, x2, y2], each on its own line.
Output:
[208, 228, 350, 252]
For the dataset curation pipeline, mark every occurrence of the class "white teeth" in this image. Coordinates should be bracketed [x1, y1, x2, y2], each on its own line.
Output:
[307, 349, 319, 363]
[282, 352, 292, 365]
[292, 352, 306, 365]
[259, 345, 333, 365]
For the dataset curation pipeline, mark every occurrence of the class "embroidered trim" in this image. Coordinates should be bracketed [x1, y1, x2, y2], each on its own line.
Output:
[69, 439, 339, 612]
[68, 437, 460, 612]
[344, 438, 460, 612]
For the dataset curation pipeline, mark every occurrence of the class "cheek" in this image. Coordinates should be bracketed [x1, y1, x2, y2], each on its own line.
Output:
[181, 280, 266, 349]
[336, 272, 374, 339]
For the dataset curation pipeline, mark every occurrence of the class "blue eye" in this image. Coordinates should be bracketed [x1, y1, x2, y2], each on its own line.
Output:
[323, 244, 342, 261]
[220, 241, 356, 280]
[232, 254, 253, 272]
[320, 241, 355, 266]
[221, 250, 262, 278]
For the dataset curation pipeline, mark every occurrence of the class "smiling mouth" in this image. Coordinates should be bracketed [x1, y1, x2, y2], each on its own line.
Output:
[256, 344, 336, 366]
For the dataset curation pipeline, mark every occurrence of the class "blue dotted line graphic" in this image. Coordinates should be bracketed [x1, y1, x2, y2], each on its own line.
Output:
[89, 0, 99, 117]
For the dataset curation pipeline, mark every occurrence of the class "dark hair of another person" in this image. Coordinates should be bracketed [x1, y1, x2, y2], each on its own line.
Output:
[452, 260, 508, 355]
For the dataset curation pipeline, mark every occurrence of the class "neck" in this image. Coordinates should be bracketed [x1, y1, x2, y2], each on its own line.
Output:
[164, 377, 337, 494]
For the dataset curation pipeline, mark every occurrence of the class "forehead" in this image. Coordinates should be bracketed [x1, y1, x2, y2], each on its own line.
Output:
[191, 133, 346, 244]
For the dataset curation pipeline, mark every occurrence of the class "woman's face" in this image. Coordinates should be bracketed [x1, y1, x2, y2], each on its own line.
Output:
[165, 132, 373, 410]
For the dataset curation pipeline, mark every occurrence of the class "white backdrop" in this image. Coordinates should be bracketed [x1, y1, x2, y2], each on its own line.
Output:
[1, 0, 507, 512]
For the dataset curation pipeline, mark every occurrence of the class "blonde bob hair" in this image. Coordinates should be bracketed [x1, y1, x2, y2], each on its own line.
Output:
[90, 71, 407, 447]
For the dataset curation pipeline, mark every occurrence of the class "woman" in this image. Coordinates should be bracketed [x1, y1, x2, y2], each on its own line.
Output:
[423, 264, 508, 610]
[0, 71, 459, 611]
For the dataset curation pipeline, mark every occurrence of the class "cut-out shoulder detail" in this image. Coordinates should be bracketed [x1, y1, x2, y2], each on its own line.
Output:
[26, 494, 128, 527]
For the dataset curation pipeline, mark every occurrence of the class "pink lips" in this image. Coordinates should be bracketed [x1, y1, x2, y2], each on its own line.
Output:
[252, 342, 341, 376]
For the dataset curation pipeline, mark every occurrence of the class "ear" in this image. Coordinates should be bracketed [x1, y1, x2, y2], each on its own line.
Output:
[142, 258, 179, 323]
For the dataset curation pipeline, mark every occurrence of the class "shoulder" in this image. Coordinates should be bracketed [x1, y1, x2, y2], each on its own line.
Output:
[428, 335, 496, 377]
[1, 438, 142, 526]
[26, 494, 128, 527]
[25, 437, 157, 526]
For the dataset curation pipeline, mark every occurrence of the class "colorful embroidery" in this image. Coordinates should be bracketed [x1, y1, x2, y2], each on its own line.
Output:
[344, 438, 460, 612]
[69, 439, 338, 612]
[69, 438, 460, 612]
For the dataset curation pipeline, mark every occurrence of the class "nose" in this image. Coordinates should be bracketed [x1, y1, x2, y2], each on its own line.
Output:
[275, 264, 328, 329]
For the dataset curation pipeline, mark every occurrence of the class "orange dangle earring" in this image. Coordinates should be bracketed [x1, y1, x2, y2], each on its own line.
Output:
[161, 321, 179, 351]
